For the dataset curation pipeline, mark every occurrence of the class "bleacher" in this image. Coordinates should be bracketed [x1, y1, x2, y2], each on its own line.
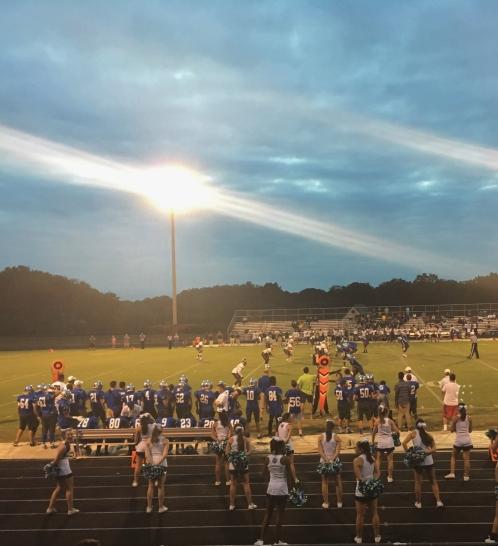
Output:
[0, 450, 495, 545]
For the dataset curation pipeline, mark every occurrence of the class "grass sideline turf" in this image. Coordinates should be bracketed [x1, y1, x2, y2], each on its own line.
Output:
[1, 340, 497, 442]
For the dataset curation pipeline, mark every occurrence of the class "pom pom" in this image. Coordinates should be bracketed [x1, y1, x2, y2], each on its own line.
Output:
[43, 462, 59, 479]
[284, 444, 293, 456]
[227, 450, 249, 472]
[316, 458, 343, 475]
[289, 484, 308, 507]
[141, 463, 166, 480]
[392, 432, 401, 447]
[208, 439, 227, 456]
[358, 477, 384, 499]
[403, 446, 427, 468]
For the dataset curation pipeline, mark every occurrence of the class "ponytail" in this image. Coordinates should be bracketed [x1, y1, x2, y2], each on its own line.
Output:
[458, 403, 467, 421]
[325, 420, 334, 442]
[235, 426, 244, 451]
[140, 414, 151, 437]
[357, 440, 374, 464]
[416, 419, 434, 448]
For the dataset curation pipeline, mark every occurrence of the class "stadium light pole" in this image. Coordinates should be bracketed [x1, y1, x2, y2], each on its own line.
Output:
[170, 209, 178, 331]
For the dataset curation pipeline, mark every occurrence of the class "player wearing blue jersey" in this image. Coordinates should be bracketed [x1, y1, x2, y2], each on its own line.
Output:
[399, 334, 410, 356]
[195, 381, 216, 420]
[72, 380, 87, 416]
[104, 381, 122, 419]
[244, 378, 263, 438]
[157, 416, 178, 428]
[354, 377, 375, 435]
[141, 380, 157, 419]
[106, 415, 131, 429]
[14, 385, 39, 446]
[156, 381, 173, 419]
[366, 374, 379, 420]
[284, 380, 304, 437]
[377, 381, 391, 411]
[335, 379, 352, 433]
[406, 374, 419, 420]
[36, 385, 58, 448]
[174, 381, 192, 419]
[265, 377, 283, 437]
[346, 354, 365, 377]
[88, 381, 106, 427]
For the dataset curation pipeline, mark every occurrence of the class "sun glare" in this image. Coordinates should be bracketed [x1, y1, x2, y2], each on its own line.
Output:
[140, 165, 216, 213]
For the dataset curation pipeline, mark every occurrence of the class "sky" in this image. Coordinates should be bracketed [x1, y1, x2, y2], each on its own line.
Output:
[1, 0, 498, 300]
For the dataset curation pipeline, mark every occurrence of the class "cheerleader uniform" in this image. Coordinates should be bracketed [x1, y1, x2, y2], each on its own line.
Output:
[320, 432, 338, 463]
[135, 422, 154, 459]
[277, 421, 294, 454]
[376, 419, 395, 455]
[150, 436, 168, 470]
[228, 436, 248, 475]
[354, 454, 375, 503]
[413, 430, 434, 472]
[267, 454, 288, 505]
[55, 441, 73, 482]
[454, 416, 473, 451]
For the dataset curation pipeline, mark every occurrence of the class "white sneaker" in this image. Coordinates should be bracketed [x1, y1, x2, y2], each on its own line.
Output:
[354, 538, 362, 544]
[46, 507, 56, 514]
[146, 506, 153, 514]
[226, 480, 231, 486]
[337, 502, 343, 508]
[321, 502, 329, 509]
[254, 541, 264, 546]
[444, 473, 455, 479]
[273, 542, 288, 545]
[131, 481, 138, 487]
[67, 508, 80, 516]
[414, 502, 422, 509]
[374, 536, 382, 544]
[229, 505, 236, 511]
[484, 537, 496, 544]
[158, 506, 168, 513]
[248, 503, 257, 510]
[436, 500, 444, 508]
[463, 476, 470, 481]
[214, 481, 221, 486]
[387, 476, 394, 483]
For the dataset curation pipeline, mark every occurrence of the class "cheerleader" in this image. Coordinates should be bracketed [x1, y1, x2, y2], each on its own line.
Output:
[277, 413, 298, 483]
[372, 405, 399, 483]
[317, 420, 343, 509]
[132, 413, 155, 487]
[353, 440, 381, 544]
[402, 419, 444, 508]
[211, 410, 230, 486]
[445, 403, 473, 480]
[144, 424, 169, 513]
[254, 438, 292, 546]
[46, 430, 79, 515]
[226, 425, 257, 510]
[484, 437, 498, 543]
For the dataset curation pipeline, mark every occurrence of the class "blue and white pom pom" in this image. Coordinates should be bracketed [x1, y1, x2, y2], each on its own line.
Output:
[208, 439, 227, 456]
[403, 446, 426, 468]
[486, 429, 498, 441]
[227, 450, 249, 471]
[358, 477, 384, 499]
[141, 463, 166, 480]
[316, 458, 343, 475]
[289, 484, 308, 507]
[43, 462, 59, 479]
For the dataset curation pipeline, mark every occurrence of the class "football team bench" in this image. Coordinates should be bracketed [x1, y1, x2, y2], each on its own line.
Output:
[73, 427, 214, 457]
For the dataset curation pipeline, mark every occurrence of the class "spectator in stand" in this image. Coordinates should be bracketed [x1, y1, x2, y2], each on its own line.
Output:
[442, 373, 460, 432]
[394, 372, 411, 431]
[468, 329, 480, 359]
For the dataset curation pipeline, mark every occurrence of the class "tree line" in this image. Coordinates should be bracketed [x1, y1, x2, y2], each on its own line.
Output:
[1, 266, 498, 336]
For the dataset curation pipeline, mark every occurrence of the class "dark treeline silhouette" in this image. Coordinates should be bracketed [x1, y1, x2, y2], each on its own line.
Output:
[1, 266, 498, 336]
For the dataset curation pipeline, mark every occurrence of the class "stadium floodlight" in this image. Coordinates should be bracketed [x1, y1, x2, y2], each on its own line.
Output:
[141, 165, 216, 330]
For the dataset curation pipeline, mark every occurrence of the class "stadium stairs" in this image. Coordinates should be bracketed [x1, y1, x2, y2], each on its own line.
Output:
[0, 451, 494, 546]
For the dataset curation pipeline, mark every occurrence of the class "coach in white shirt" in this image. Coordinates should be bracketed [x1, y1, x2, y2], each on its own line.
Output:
[442, 373, 460, 431]
[438, 369, 451, 390]
[215, 382, 230, 413]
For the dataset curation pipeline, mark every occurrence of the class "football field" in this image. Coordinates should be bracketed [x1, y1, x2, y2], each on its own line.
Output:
[1, 340, 497, 442]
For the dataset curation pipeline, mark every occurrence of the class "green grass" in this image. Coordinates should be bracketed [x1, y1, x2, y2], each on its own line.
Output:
[1, 341, 497, 442]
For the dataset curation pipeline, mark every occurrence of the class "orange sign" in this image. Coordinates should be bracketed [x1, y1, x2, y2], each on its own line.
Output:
[51, 360, 65, 382]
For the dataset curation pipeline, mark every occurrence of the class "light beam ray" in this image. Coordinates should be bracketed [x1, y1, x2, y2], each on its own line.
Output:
[0, 123, 458, 272]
